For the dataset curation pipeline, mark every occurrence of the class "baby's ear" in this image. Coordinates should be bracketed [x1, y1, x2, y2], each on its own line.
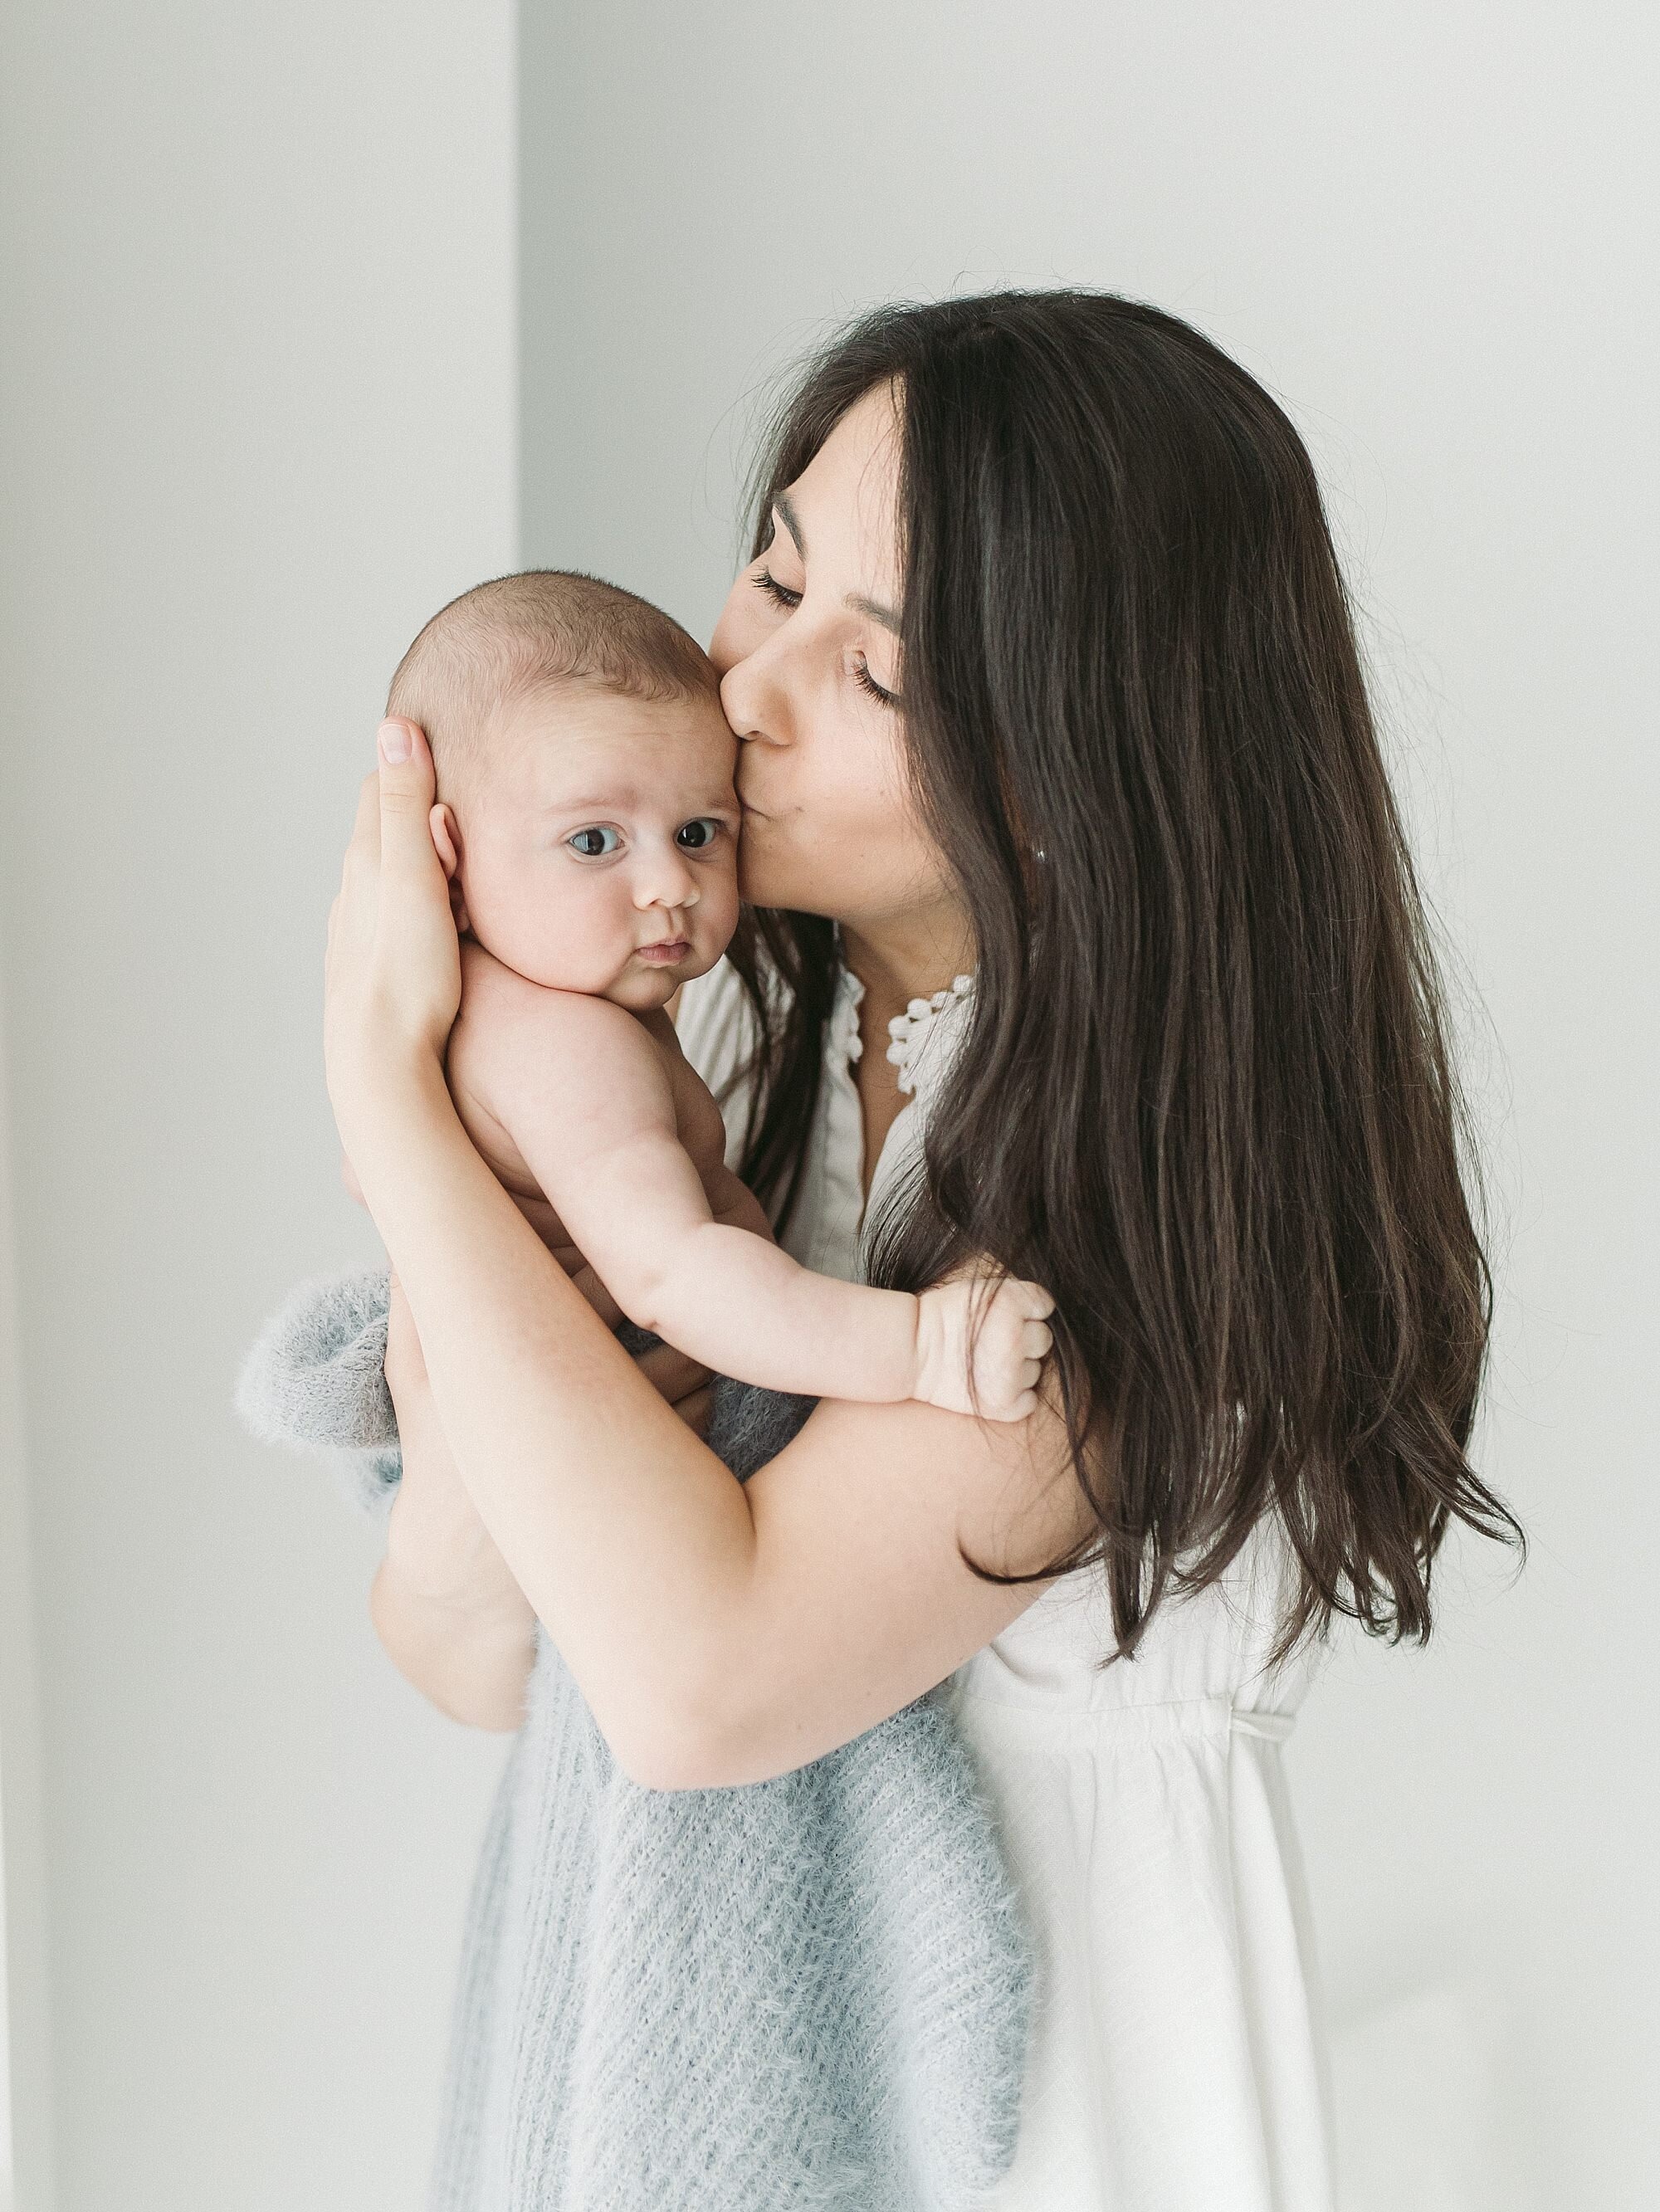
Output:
[428, 802, 460, 876]
[428, 803, 471, 935]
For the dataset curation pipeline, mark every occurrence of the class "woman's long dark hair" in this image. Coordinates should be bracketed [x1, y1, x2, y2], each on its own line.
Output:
[720, 289, 1522, 1669]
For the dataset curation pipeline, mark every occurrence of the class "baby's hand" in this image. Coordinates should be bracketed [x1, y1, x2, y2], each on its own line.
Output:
[913, 1269, 1057, 1422]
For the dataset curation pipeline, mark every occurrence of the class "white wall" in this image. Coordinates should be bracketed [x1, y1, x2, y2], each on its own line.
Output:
[520, 4, 1657, 2205]
[0, 964, 42, 2212]
[0, 4, 517, 2206]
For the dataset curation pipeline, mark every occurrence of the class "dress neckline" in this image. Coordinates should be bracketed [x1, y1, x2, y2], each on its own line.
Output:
[881, 971, 976, 1096]
[828, 921, 976, 1101]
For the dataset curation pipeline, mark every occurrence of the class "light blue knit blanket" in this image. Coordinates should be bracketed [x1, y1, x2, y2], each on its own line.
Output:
[234, 1268, 1034, 2211]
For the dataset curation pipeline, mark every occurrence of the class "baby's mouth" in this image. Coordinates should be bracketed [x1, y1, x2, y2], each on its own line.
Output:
[637, 938, 690, 964]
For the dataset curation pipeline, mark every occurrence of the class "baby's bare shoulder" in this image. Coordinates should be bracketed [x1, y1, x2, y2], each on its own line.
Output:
[451, 944, 665, 1119]
[642, 1007, 732, 1168]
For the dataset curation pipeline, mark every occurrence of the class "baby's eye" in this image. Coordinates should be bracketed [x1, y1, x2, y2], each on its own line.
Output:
[676, 818, 724, 851]
[567, 826, 620, 858]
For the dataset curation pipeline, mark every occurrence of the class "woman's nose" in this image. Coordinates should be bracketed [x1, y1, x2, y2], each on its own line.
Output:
[720, 633, 793, 752]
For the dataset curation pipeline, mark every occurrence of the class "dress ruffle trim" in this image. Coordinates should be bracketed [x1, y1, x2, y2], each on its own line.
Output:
[884, 974, 975, 1095]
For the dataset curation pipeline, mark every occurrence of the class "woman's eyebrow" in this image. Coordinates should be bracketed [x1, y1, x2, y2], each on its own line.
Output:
[774, 492, 807, 554]
[845, 592, 901, 636]
[775, 491, 900, 631]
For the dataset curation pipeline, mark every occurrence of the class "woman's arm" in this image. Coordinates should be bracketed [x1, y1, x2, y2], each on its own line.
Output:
[349, 1062, 720, 1733]
[369, 1272, 539, 1731]
[327, 725, 1079, 1790]
[373, 1271, 718, 1733]
[369, 1557, 538, 1735]
[369, 1103, 1086, 1785]
[342, 1059, 756, 1785]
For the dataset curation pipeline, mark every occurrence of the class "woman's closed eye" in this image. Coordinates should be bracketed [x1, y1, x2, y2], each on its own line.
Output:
[852, 657, 898, 709]
[753, 565, 900, 708]
[752, 565, 801, 613]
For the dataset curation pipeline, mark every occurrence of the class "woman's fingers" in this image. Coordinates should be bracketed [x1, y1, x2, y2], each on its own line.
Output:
[374, 720, 442, 879]
[633, 1336, 712, 1399]
[339, 768, 381, 887]
[374, 720, 461, 1014]
[325, 721, 462, 1098]
[632, 1337, 715, 1434]
[326, 774, 380, 972]
[354, 762, 382, 842]
[559, 1249, 626, 1328]
[673, 1383, 716, 1439]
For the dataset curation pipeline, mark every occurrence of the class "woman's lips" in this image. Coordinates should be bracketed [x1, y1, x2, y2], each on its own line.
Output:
[637, 940, 690, 964]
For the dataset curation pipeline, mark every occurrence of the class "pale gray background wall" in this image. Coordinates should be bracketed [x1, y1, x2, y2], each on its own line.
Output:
[2, 2, 1653, 2209]
[0, 3, 517, 2208]
[520, 4, 1656, 2209]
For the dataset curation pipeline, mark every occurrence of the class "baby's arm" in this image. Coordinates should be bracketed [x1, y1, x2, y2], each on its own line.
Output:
[477, 994, 1052, 1419]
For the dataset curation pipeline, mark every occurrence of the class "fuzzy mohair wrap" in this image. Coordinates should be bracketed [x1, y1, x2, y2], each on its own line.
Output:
[234, 1267, 1036, 2211]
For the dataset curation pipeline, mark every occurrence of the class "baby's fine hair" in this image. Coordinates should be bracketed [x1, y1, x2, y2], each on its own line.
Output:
[385, 569, 721, 798]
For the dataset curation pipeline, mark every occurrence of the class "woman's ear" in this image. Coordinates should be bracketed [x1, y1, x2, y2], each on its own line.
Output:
[428, 803, 472, 937]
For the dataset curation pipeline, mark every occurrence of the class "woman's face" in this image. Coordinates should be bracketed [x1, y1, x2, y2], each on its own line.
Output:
[709, 382, 959, 930]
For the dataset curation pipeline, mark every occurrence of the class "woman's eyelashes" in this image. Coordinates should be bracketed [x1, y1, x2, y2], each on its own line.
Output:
[752, 565, 801, 612]
[852, 658, 898, 708]
[752, 563, 900, 708]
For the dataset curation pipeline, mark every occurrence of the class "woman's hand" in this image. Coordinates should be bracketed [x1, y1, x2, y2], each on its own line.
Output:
[633, 1338, 716, 1440]
[324, 719, 461, 1160]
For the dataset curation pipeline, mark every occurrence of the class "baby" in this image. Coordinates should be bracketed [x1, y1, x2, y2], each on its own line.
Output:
[361, 569, 1054, 1420]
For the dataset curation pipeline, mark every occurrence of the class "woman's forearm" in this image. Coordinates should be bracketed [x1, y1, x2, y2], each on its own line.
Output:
[369, 1545, 538, 1733]
[373, 1320, 540, 1729]
[347, 1056, 758, 1786]
[381, 1268, 532, 1613]
[382, 1404, 535, 1610]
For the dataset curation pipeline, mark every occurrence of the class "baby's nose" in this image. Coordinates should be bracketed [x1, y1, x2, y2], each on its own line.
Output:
[636, 852, 699, 907]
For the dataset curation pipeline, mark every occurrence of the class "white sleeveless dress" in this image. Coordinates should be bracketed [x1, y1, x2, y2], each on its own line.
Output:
[675, 944, 1340, 2212]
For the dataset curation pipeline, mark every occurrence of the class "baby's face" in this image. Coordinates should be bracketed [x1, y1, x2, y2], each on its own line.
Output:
[445, 681, 742, 1011]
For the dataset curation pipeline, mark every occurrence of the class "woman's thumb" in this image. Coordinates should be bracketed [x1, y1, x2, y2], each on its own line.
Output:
[376, 719, 436, 831]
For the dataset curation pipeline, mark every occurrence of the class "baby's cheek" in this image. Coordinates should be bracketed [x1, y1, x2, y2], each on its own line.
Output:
[482, 865, 613, 992]
[550, 876, 631, 977]
[708, 867, 742, 946]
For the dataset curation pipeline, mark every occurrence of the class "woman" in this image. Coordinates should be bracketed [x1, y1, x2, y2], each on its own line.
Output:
[328, 290, 1521, 2208]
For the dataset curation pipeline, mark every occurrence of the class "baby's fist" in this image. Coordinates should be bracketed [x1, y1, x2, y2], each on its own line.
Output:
[913, 1269, 1057, 1422]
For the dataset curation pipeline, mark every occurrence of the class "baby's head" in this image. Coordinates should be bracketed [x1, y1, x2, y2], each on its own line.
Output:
[386, 570, 741, 1012]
